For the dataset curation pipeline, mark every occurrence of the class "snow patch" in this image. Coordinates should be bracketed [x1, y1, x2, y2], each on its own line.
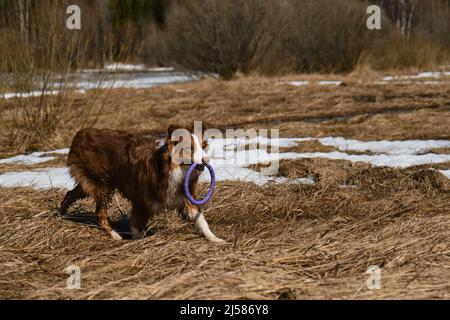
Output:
[103, 64, 174, 72]
[383, 71, 450, 81]
[1, 89, 86, 100]
[0, 167, 75, 190]
[439, 170, 450, 179]
[278, 151, 450, 169]
[289, 81, 309, 87]
[1, 137, 450, 190]
[0, 148, 69, 165]
[288, 80, 343, 87]
[318, 81, 342, 86]
[317, 137, 450, 155]
[104, 63, 147, 71]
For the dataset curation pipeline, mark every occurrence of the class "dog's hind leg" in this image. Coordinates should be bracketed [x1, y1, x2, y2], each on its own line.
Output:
[95, 195, 122, 240]
[58, 184, 87, 216]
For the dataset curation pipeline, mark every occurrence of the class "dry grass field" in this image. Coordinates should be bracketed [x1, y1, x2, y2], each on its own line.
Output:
[0, 72, 449, 299]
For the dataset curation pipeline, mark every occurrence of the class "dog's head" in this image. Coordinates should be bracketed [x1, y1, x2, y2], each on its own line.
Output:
[166, 124, 209, 170]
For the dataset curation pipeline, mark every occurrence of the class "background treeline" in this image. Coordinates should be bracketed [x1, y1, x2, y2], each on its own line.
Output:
[0, 0, 449, 78]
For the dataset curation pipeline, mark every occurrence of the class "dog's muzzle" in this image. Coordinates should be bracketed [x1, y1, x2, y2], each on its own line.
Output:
[195, 164, 205, 172]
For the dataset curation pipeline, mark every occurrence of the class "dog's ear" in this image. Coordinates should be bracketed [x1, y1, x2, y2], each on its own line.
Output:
[167, 125, 177, 137]
[127, 140, 150, 166]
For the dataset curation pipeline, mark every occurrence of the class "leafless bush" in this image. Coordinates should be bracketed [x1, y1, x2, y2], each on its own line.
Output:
[164, 0, 448, 76]
[0, 2, 110, 153]
[165, 0, 273, 79]
[164, 0, 369, 76]
[361, 0, 449, 70]
[139, 23, 169, 67]
[258, 0, 369, 74]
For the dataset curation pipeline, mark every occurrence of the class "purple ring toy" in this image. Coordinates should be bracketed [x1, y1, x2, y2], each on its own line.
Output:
[184, 163, 215, 206]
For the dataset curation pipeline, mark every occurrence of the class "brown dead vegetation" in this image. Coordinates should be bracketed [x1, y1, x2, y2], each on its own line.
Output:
[0, 74, 449, 299]
[1, 74, 449, 154]
[0, 157, 448, 299]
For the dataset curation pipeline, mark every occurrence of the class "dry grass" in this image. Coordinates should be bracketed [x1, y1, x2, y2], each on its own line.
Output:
[0, 159, 449, 299]
[279, 140, 337, 154]
[1, 74, 449, 154]
[0, 74, 449, 299]
[430, 148, 450, 155]
[0, 155, 67, 175]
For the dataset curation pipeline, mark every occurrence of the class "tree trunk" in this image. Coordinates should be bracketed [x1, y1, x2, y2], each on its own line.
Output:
[405, 0, 418, 41]
[17, 0, 30, 43]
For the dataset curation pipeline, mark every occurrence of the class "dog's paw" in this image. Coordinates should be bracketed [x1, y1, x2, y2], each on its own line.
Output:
[56, 207, 65, 217]
[208, 236, 227, 245]
[110, 231, 123, 240]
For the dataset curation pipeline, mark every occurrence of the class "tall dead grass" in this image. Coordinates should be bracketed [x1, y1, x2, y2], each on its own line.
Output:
[0, 159, 448, 299]
[363, 33, 450, 70]
[0, 3, 111, 153]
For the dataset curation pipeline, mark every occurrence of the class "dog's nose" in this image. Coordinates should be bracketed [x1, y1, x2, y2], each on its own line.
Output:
[196, 164, 205, 171]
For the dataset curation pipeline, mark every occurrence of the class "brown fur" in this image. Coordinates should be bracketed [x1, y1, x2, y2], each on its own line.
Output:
[59, 126, 205, 239]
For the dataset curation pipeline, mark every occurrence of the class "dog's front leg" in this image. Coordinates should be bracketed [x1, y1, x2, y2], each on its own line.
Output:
[181, 201, 225, 244]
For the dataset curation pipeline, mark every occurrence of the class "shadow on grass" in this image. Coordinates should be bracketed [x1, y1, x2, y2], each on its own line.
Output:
[58, 209, 155, 240]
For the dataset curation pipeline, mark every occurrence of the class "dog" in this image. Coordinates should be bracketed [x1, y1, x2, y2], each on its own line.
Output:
[58, 125, 225, 243]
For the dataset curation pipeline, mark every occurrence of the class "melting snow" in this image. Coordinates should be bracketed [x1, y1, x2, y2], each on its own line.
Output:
[289, 81, 309, 87]
[1, 66, 197, 100]
[0, 148, 69, 165]
[287, 81, 343, 87]
[0, 152, 54, 165]
[316, 137, 450, 155]
[103, 64, 175, 72]
[0, 137, 449, 190]
[1, 90, 86, 100]
[75, 74, 196, 90]
[104, 63, 147, 71]
[318, 81, 342, 86]
[273, 151, 450, 169]
[383, 71, 450, 81]
[0, 168, 74, 190]
[439, 170, 450, 179]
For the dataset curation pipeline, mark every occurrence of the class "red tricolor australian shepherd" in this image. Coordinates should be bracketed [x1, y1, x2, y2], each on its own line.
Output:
[58, 125, 224, 243]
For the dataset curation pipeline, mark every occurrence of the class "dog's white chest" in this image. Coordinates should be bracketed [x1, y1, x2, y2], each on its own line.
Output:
[165, 166, 185, 209]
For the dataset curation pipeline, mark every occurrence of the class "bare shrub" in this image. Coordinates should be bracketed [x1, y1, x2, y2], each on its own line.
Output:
[361, 1, 450, 70]
[0, 2, 110, 153]
[165, 0, 273, 79]
[139, 23, 169, 67]
[164, 0, 370, 76]
[257, 0, 369, 74]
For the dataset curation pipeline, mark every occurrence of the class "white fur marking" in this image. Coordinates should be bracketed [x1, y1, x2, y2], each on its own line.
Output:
[111, 231, 122, 240]
[166, 166, 184, 209]
[195, 213, 225, 244]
